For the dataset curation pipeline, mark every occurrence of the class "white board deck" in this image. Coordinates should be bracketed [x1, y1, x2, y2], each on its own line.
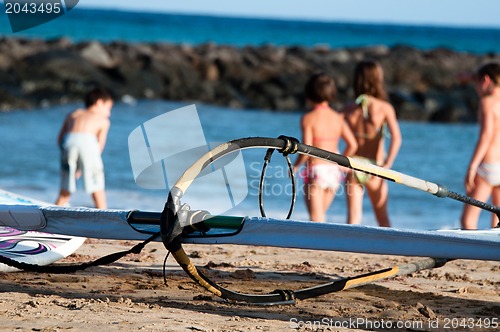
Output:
[0, 190, 85, 272]
[0, 189, 498, 262]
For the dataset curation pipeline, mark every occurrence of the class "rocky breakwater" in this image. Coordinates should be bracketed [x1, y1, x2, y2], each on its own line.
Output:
[1, 37, 499, 122]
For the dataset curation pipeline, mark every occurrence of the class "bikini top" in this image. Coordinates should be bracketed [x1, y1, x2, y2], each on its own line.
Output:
[354, 94, 390, 140]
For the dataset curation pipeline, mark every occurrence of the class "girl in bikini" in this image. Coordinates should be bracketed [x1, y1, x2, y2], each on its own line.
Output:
[293, 73, 357, 222]
[461, 63, 500, 229]
[342, 60, 402, 227]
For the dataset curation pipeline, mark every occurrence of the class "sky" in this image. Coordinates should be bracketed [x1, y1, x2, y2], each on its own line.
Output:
[78, 0, 500, 28]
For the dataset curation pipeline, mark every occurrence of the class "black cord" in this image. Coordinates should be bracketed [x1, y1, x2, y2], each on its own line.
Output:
[258, 141, 297, 219]
[163, 251, 171, 287]
[0, 232, 161, 274]
[285, 154, 297, 219]
[259, 148, 274, 218]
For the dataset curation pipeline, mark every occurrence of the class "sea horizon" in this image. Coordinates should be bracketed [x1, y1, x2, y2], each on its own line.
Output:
[77, 5, 500, 30]
[1, 7, 500, 54]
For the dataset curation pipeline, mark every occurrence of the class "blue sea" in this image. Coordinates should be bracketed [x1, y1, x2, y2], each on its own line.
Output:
[0, 8, 497, 230]
[1, 8, 500, 53]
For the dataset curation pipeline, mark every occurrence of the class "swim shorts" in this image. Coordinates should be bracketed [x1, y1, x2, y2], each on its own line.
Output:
[477, 162, 500, 187]
[60, 133, 105, 194]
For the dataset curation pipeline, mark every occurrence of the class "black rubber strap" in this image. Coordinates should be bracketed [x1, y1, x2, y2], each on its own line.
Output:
[277, 135, 299, 156]
[0, 232, 160, 273]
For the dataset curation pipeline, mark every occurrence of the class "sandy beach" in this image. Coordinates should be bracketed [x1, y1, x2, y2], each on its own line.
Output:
[0, 239, 500, 331]
[0, 238, 498, 332]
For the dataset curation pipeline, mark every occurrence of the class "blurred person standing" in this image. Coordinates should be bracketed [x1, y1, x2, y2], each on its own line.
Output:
[294, 73, 357, 222]
[55, 88, 113, 209]
[461, 63, 500, 229]
[342, 60, 402, 227]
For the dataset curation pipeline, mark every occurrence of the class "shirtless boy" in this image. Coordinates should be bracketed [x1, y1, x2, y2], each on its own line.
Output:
[55, 88, 113, 209]
[461, 63, 500, 229]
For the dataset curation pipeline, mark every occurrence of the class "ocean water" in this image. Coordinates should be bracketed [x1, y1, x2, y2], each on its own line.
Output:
[0, 8, 500, 54]
[0, 101, 492, 230]
[0, 8, 496, 230]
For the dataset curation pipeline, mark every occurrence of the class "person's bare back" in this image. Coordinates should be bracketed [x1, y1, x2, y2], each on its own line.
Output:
[344, 96, 400, 167]
[480, 93, 500, 163]
[66, 108, 109, 135]
[301, 106, 346, 160]
[60, 107, 111, 152]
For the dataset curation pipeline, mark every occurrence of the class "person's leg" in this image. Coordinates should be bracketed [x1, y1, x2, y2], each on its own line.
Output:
[366, 177, 391, 227]
[322, 188, 336, 216]
[303, 181, 318, 220]
[346, 174, 364, 224]
[321, 165, 342, 217]
[55, 189, 71, 206]
[489, 186, 500, 228]
[92, 190, 107, 209]
[78, 135, 106, 209]
[57, 144, 76, 206]
[308, 184, 326, 221]
[305, 165, 333, 222]
[461, 176, 492, 229]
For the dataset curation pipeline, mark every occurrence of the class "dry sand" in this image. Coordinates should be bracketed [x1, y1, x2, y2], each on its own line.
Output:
[0, 238, 498, 331]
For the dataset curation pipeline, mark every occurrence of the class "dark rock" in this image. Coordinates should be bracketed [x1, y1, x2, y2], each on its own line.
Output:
[0, 36, 496, 121]
[389, 90, 428, 121]
[0, 88, 31, 111]
[78, 41, 115, 68]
